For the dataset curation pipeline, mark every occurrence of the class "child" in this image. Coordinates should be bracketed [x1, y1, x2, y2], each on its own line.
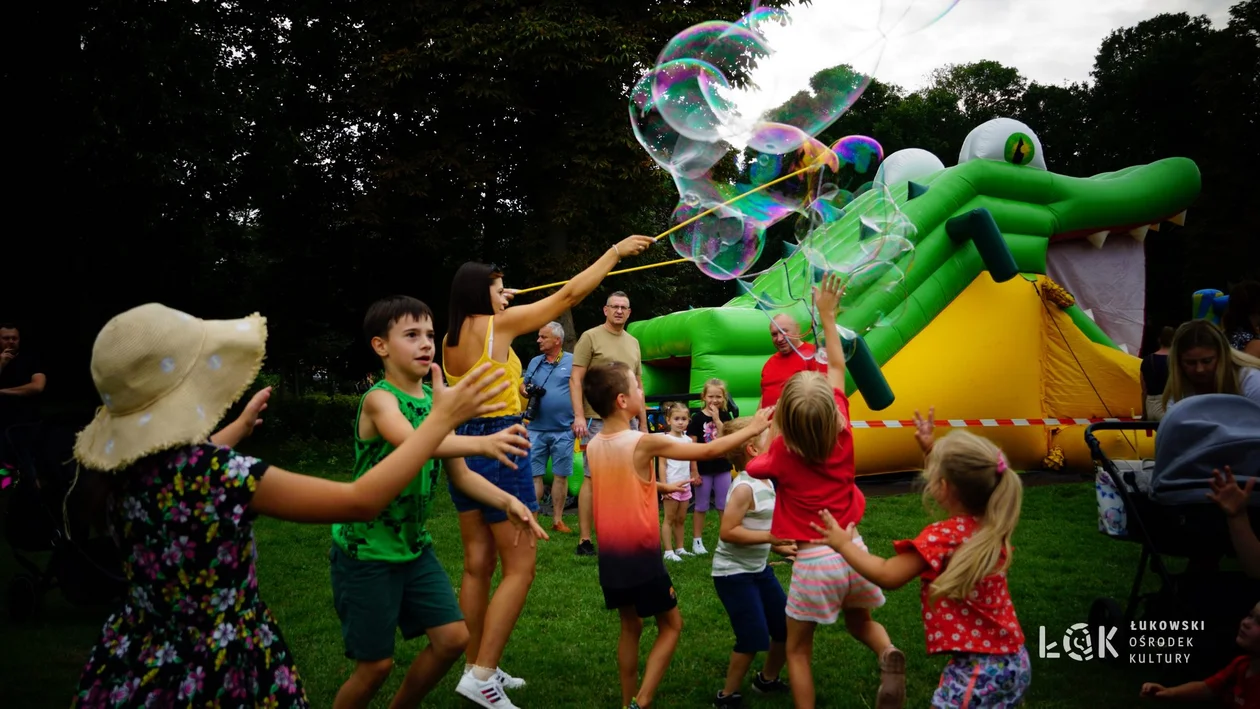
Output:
[331, 296, 547, 709]
[70, 303, 529, 708]
[811, 414, 1029, 709]
[1141, 601, 1259, 706]
[688, 378, 735, 554]
[711, 416, 796, 708]
[582, 361, 773, 709]
[657, 401, 700, 562]
[745, 273, 905, 709]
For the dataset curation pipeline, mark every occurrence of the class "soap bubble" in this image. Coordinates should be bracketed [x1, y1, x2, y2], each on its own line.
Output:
[670, 201, 765, 280]
[632, 0, 958, 336]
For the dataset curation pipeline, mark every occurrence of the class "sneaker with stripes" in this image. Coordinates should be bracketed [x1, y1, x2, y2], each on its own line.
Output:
[456, 671, 519, 708]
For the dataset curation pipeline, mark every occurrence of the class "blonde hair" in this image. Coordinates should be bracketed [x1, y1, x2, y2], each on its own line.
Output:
[702, 378, 730, 411]
[920, 431, 1023, 603]
[1163, 320, 1260, 408]
[775, 371, 838, 464]
[720, 416, 762, 471]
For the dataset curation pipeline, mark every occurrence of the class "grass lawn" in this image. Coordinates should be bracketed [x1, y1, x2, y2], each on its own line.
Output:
[0, 442, 1218, 707]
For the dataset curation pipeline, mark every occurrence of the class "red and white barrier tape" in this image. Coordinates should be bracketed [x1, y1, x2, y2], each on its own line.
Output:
[850, 417, 1142, 429]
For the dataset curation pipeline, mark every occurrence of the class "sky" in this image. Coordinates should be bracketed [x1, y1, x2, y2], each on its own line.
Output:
[868, 0, 1236, 91]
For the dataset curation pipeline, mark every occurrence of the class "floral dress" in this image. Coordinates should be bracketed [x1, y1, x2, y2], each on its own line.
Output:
[74, 443, 308, 707]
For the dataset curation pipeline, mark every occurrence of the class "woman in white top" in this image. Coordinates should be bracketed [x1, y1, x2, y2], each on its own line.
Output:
[1163, 319, 1260, 412]
[658, 402, 700, 562]
[711, 417, 797, 707]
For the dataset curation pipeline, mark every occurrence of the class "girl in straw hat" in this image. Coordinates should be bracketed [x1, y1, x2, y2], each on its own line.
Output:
[70, 303, 518, 708]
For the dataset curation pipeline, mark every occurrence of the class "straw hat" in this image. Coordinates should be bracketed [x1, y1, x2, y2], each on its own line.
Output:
[74, 303, 267, 471]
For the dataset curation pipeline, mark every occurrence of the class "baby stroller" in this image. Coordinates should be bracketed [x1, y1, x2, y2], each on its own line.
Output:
[2, 420, 126, 620]
[1086, 394, 1260, 670]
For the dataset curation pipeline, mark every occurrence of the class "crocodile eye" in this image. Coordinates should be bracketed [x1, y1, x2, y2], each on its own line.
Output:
[958, 118, 1046, 170]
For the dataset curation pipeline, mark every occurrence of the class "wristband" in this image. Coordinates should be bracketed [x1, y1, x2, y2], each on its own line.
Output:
[612, 243, 622, 260]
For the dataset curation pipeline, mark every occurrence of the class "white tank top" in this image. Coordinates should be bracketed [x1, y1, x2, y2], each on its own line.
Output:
[712, 472, 777, 577]
[660, 432, 693, 484]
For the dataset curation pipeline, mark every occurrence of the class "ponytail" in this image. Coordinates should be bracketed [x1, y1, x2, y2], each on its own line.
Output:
[923, 433, 1025, 602]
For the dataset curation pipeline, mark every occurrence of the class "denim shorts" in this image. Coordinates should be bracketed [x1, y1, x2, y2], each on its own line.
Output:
[448, 415, 537, 523]
[528, 428, 575, 478]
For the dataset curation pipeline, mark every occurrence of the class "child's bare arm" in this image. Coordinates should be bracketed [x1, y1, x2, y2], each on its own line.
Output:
[639, 409, 772, 467]
[719, 485, 788, 546]
[364, 389, 530, 467]
[813, 272, 847, 390]
[1208, 467, 1260, 578]
[1140, 681, 1214, 701]
[810, 510, 927, 589]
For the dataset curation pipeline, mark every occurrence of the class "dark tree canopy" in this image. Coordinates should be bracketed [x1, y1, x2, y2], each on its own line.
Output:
[6, 0, 1256, 404]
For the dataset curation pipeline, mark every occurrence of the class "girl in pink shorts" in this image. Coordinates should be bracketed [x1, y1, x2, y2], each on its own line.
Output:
[657, 402, 700, 562]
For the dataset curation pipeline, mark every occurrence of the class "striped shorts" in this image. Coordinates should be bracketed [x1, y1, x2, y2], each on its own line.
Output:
[785, 540, 885, 624]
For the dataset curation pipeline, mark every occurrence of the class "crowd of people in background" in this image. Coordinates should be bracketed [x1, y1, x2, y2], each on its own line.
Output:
[2, 273, 1258, 709]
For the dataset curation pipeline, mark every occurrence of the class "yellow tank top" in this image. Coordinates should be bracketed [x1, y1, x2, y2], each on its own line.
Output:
[442, 317, 524, 416]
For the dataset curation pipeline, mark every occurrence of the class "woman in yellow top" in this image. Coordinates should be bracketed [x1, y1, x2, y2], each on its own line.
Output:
[441, 234, 654, 703]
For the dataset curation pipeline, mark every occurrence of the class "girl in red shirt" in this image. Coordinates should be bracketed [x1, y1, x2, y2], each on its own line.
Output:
[811, 419, 1029, 709]
[746, 274, 906, 709]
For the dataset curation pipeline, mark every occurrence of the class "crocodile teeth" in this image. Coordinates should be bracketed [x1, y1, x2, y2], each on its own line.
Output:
[1087, 230, 1109, 249]
[1149, 222, 1161, 232]
[1168, 210, 1186, 226]
[1129, 225, 1149, 242]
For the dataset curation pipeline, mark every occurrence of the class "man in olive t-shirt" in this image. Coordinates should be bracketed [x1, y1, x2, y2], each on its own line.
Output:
[569, 291, 647, 556]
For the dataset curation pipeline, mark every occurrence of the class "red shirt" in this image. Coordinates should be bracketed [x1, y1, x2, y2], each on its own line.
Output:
[1205, 656, 1260, 709]
[746, 387, 863, 541]
[893, 517, 1025, 655]
[760, 343, 827, 408]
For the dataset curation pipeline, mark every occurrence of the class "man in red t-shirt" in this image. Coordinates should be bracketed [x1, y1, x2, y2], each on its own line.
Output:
[760, 314, 826, 408]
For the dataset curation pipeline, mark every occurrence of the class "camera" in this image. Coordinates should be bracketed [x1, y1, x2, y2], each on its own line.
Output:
[523, 383, 547, 421]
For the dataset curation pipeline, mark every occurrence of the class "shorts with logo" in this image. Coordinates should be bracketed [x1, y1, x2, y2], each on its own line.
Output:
[786, 541, 886, 624]
[932, 646, 1031, 708]
[529, 428, 575, 478]
[581, 417, 638, 478]
[602, 571, 678, 618]
[330, 544, 464, 661]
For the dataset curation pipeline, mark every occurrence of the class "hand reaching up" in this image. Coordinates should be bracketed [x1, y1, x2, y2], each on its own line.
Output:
[430, 363, 508, 426]
[237, 387, 272, 438]
[812, 272, 847, 317]
[1208, 466, 1252, 518]
[913, 407, 936, 454]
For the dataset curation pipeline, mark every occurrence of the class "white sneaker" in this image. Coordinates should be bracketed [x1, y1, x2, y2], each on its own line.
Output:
[663, 550, 683, 562]
[496, 667, 526, 690]
[456, 671, 519, 708]
[693, 538, 708, 555]
[675, 547, 694, 557]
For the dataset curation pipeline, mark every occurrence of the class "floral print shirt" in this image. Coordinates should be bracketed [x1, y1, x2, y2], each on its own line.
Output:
[74, 443, 308, 707]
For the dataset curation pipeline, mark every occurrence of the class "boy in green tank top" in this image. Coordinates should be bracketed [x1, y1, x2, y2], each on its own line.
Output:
[331, 296, 547, 709]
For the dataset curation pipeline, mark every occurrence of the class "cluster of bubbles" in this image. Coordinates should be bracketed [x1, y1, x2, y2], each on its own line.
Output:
[629, 0, 959, 360]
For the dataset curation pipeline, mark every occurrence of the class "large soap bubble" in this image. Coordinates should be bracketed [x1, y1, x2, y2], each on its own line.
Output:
[633, 0, 958, 353]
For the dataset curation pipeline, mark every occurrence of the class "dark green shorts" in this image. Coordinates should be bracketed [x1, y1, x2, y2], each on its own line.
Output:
[330, 544, 464, 661]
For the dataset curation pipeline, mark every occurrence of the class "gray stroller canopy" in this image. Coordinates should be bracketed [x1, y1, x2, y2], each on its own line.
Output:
[1151, 394, 1260, 506]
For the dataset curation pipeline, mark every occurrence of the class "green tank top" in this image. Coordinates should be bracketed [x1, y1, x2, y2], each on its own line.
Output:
[332, 380, 437, 562]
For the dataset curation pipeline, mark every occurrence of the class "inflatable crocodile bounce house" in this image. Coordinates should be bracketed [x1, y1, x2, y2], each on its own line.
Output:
[626, 118, 1201, 476]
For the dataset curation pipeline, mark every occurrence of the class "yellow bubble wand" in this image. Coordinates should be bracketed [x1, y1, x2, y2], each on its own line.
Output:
[513, 162, 821, 295]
